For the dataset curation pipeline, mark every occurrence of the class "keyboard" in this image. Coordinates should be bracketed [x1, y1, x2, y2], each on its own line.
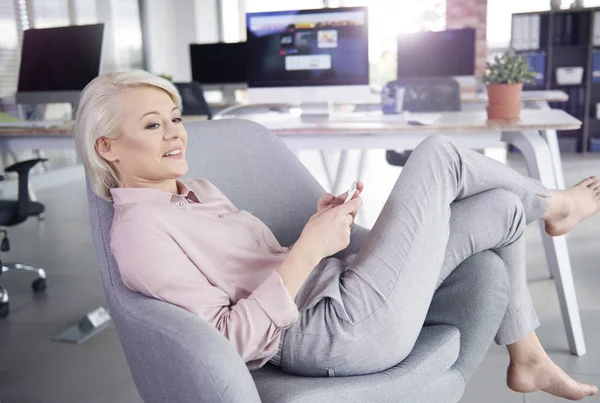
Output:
[0, 120, 66, 129]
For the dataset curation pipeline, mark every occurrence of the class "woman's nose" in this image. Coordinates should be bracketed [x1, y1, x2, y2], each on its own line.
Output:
[164, 123, 183, 140]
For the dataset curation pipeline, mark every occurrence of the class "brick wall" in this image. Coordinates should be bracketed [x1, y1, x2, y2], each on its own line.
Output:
[446, 0, 488, 75]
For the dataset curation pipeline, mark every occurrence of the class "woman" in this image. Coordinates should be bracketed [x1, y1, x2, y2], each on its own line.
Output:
[75, 71, 598, 400]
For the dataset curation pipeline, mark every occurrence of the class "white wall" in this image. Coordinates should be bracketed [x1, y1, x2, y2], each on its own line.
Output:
[142, 0, 201, 81]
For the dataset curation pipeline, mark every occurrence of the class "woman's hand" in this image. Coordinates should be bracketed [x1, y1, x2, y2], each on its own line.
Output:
[296, 197, 362, 261]
[317, 181, 364, 222]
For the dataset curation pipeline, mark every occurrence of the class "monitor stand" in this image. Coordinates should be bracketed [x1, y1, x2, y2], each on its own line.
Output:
[300, 102, 331, 118]
[221, 88, 237, 104]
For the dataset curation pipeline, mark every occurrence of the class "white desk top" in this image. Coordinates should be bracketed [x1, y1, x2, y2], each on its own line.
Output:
[460, 90, 569, 104]
[233, 109, 581, 136]
[0, 109, 580, 140]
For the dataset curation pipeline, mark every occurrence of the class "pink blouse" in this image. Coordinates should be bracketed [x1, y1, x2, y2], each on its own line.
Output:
[110, 179, 300, 370]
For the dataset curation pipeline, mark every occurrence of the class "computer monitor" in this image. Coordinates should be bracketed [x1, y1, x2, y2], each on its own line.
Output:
[246, 6, 370, 109]
[16, 24, 104, 107]
[189, 42, 247, 91]
[397, 28, 475, 79]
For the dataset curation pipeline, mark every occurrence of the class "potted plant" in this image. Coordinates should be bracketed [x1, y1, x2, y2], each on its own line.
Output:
[483, 51, 536, 120]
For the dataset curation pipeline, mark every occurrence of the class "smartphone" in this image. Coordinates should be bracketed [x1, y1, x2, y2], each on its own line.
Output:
[343, 181, 358, 204]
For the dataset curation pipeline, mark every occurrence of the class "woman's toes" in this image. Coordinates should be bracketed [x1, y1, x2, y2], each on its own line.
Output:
[577, 177, 596, 187]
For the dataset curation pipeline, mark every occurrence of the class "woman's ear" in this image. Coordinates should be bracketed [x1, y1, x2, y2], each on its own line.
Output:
[95, 137, 119, 162]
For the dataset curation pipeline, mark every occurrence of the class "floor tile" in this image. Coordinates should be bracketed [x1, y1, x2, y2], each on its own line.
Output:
[461, 364, 524, 403]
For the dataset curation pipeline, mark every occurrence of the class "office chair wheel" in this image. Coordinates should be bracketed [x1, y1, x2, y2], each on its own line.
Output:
[0, 302, 8, 318]
[32, 278, 47, 293]
[37, 213, 45, 221]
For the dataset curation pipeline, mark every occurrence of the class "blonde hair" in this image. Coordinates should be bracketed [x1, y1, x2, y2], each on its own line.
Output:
[74, 70, 182, 201]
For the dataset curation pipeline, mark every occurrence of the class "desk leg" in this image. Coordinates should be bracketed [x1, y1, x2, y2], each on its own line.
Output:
[319, 151, 336, 193]
[540, 129, 567, 190]
[357, 150, 368, 182]
[333, 150, 348, 196]
[533, 100, 567, 190]
[501, 130, 586, 356]
[319, 150, 348, 195]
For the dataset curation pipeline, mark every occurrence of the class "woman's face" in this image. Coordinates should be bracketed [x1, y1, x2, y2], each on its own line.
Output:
[97, 86, 189, 188]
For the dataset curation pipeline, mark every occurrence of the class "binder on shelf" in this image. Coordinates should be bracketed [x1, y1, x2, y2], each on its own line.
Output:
[522, 51, 546, 86]
[592, 50, 600, 82]
[594, 11, 600, 46]
[512, 15, 522, 49]
[564, 13, 573, 45]
[522, 15, 531, 49]
[512, 15, 531, 50]
[554, 14, 564, 45]
[530, 14, 540, 49]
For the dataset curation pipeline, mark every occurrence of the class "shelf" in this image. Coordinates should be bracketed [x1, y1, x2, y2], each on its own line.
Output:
[552, 44, 590, 50]
[516, 47, 548, 52]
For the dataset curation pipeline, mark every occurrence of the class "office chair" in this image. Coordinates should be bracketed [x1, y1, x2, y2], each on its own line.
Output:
[173, 81, 213, 119]
[0, 158, 48, 318]
[386, 77, 461, 166]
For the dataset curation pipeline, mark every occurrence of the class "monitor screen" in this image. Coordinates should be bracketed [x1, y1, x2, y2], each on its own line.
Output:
[17, 24, 104, 92]
[189, 42, 247, 85]
[397, 28, 475, 79]
[246, 6, 369, 88]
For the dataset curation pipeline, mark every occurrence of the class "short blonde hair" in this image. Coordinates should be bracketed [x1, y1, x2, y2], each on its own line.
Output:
[74, 70, 182, 201]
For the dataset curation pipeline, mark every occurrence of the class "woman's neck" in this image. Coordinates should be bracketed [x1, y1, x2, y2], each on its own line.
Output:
[120, 178, 180, 195]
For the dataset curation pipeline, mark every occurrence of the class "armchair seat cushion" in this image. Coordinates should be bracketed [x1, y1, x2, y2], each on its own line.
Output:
[251, 325, 463, 403]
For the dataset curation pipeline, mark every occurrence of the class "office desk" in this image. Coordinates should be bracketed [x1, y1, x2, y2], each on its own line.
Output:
[0, 126, 74, 149]
[219, 108, 586, 357]
[460, 90, 569, 104]
[0, 115, 209, 150]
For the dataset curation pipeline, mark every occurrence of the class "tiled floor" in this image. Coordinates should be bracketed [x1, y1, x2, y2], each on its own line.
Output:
[0, 149, 599, 403]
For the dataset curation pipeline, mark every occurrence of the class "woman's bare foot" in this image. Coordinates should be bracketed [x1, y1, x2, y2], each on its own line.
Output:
[543, 176, 600, 236]
[507, 355, 598, 400]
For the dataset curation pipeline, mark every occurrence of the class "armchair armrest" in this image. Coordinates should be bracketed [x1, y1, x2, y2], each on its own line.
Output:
[112, 293, 262, 403]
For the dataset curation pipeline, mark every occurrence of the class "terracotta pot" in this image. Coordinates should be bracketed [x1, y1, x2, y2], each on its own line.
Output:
[486, 83, 523, 120]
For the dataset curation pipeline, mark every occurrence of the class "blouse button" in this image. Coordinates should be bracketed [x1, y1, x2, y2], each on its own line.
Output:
[178, 201, 185, 208]
[255, 240, 261, 247]
[218, 214, 224, 218]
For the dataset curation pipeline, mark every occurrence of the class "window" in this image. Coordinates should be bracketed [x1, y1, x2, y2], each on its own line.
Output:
[74, 0, 97, 25]
[0, 1, 20, 98]
[0, 0, 145, 101]
[31, 0, 69, 28]
[245, 0, 324, 12]
[109, 0, 144, 71]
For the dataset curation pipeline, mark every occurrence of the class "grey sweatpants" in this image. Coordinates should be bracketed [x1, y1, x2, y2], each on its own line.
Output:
[275, 135, 550, 378]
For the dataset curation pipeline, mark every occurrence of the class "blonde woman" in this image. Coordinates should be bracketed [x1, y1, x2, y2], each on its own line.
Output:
[75, 70, 598, 400]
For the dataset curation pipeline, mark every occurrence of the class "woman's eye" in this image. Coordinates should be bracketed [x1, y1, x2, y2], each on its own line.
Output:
[172, 117, 183, 123]
[145, 123, 160, 130]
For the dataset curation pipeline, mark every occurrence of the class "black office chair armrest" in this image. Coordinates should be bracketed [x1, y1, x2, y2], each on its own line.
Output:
[4, 158, 47, 224]
[5, 158, 48, 174]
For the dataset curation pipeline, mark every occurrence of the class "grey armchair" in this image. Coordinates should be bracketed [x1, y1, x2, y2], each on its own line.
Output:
[87, 119, 510, 403]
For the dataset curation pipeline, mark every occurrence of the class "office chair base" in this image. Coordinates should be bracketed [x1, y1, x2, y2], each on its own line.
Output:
[1, 262, 47, 293]
[0, 285, 8, 318]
